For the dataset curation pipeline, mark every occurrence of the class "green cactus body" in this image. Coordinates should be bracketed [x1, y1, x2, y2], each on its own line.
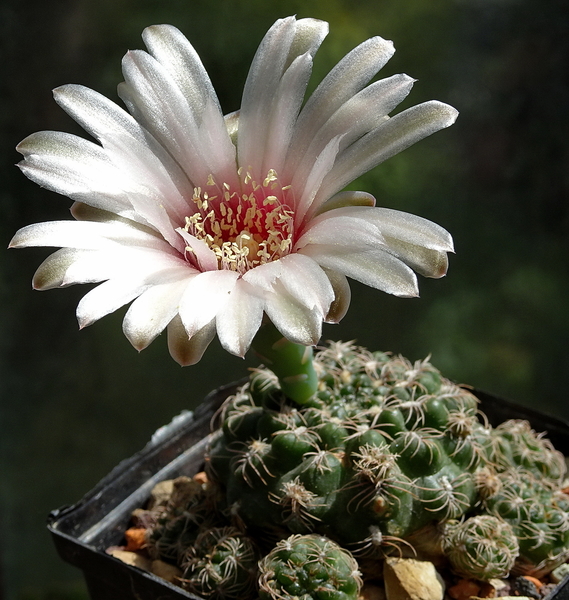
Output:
[442, 515, 519, 580]
[486, 420, 566, 486]
[483, 471, 569, 576]
[180, 526, 259, 600]
[206, 342, 484, 553]
[258, 534, 362, 600]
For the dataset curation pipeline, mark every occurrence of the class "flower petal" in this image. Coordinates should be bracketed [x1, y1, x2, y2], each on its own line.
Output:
[17, 131, 134, 218]
[314, 206, 454, 252]
[316, 101, 459, 204]
[300, 244, 419, 298]
[295, 214, 385, 250]
[167, 315, 216, 366]
[123, 276, 192, 350]
[243, 254, 334, 315]
[291, 74, 415, 206]
[76, 265, 192, 328]
[238, 17, 327, 179]
[120, 49, 236, 187]
[294, 135, 342, 225]
[216, 279, 264, 357]
[261, 52, 313, 177]
[76, 279, 147, 329]
[142, 24, 221, 115]
[316, 190, 376, 214]
[54, 84, 193, 231]
[176, 227, 218, 272]
[277, 254, 335, 314]
[9, 220, 177, 253]
[179, 270, 239, 337]
[264, 281, 323, 346]
[32, 248, 84, 290]
[62, 250, 189, 287]
[381, 238, 449, 278]
[287, 35, 395, 173]
[323, 268, 352, 323]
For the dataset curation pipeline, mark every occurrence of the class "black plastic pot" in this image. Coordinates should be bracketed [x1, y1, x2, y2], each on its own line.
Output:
[48, 385, 569, 600]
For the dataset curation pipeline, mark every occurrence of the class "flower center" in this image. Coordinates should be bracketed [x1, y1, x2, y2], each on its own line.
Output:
[183, 169, 295, 273]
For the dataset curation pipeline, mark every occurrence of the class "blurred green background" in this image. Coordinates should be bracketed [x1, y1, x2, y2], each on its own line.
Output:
[1, 0, 568, 597]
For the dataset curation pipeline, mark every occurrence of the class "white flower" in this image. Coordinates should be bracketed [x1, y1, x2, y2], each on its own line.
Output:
[10, 17, 457, 365]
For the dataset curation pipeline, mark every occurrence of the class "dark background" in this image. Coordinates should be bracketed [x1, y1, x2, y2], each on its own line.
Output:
[1, 0, 568, 598]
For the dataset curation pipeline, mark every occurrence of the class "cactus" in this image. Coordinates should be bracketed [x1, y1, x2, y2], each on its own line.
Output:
[204, 340, 569, 581]
[146, 475, 227, 564]
[180, 526, 259, 600]
[141, 341, 569, 587]
[483, 419, 566, 486]
[206, 342, 484, 553]
[483, 470, 569, 577]
[442, 515, 519, 580]
[258, 534, 362, 600]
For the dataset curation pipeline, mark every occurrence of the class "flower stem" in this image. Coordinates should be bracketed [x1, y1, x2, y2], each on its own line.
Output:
[251, 322, 318, 405]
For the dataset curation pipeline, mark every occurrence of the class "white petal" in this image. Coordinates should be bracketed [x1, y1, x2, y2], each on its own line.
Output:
[277, 254, 334, 314]
[216, 279, 264, 357]
[316, 101, 459, 204]
[316, 191, 376, 215]
[294, 135, 342, 225]
[167, 315, 215, 366]
[242, 260, 283, 292]
[314, 206, 454, 252]
[123, 276, 193, 350]
[76, 279, 148, 328]
[291, 74, 415, 197]
[264, 281, 323, 346]
[382, 238, 449, 278]
[17, 131, 133, 217]
[176, 228, 218, 272]
[323, 268, 352, 323]
[238, 17, 298, 178]
[120, 50, 236, 187]
[300, 244, 419, 298]
[62, 250, 189, 286]
[54, 84, 191, 224]
[243, 255, 334, 315]
[179, 270, 239, 337]
[9, 220, 178, 253]
[238, 17, 327, 179]
[75, 265, 192, 328]
[32, 248, 84, 290]
[284, 18, 329, 68]
[19, 127, 184, 251]
[295, 214, 385, 250]
[287, 36, 395, 172]
[261, 53, 313, 176]
[142, 24, 221, 115]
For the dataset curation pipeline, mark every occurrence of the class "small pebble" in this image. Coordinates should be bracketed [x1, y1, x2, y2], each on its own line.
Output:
[124, 527, 147, 551]
[106, 548, 151, 571]
[151, 559, 182, 583]
[539, 583, 558, 598]
[551, 562, 569, 584]
[448, 579, 480, 600]
[511, 576, 540, 599]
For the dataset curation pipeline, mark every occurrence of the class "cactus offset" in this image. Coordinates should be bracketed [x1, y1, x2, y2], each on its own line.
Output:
[258, 533, 362, 600]
[180, 526, 259, 600]
[442, 515, 519, 580]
